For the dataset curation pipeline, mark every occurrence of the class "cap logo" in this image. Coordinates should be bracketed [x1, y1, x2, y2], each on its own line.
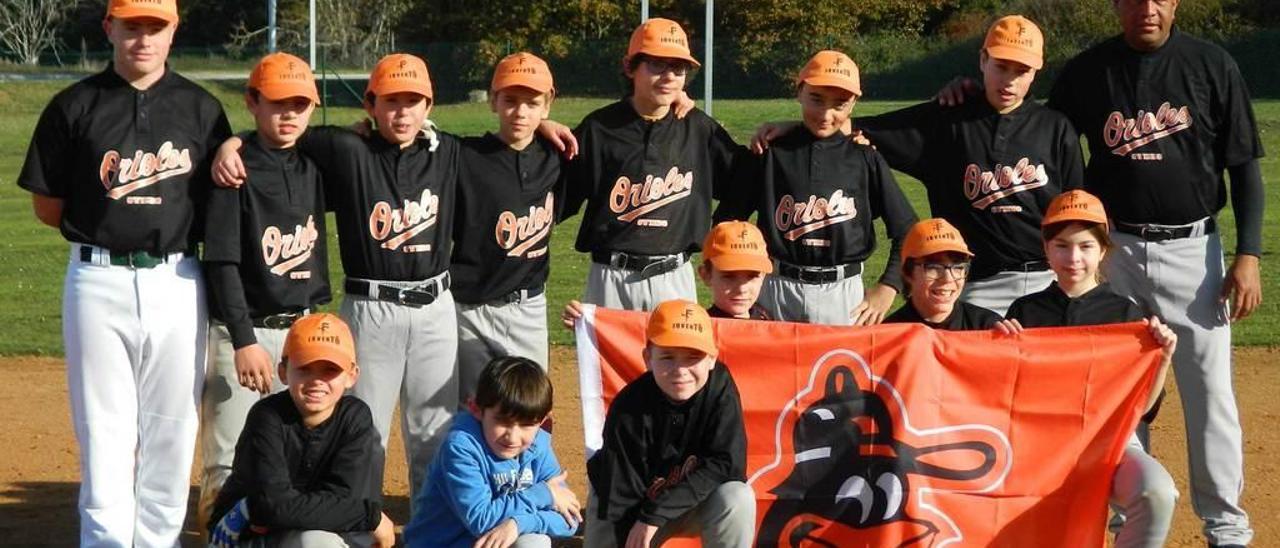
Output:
[288, 61, 295, 71]
[682, 308, 695, 321]
[740, 228, 750, 240]
[658, 24, 687, 47]
[307, 321, 341, 345]
[1018, 23, 1028, 37]
[823, 65, 854, 78]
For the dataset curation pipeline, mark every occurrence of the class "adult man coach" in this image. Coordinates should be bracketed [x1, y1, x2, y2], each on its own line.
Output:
[17, 0, 231, 545]
[1043, 1, 1264, 545]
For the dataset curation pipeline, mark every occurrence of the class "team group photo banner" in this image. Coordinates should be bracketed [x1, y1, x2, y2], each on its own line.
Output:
[574, 305, 1162, 547]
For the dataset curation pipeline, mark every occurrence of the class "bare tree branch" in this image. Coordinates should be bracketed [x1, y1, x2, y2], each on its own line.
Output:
[0, 0, 79, 65]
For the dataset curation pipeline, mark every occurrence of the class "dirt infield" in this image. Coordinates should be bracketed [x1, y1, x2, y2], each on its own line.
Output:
[1, 347, 1276, 546]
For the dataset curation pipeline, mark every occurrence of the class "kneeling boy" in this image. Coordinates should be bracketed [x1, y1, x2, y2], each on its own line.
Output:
[405, 356, 580, 547]
[208, 313, 393, 547]
[585, 300, 755, 548]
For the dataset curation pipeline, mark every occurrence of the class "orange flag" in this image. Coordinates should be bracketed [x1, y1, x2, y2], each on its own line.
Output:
[574, 306, 1162, 547]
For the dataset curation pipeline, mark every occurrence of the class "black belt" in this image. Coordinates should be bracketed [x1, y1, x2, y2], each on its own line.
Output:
[970, 260, 1051, 282]
[494, 285, 545, 305]
[79, 245, 192, 269]
[776, 261, 862, 284]
[345, 273, 451, 308]
[251, 311, 306, 329]
[591, 251, 689, 277]
[1114, 217, 1215, 242]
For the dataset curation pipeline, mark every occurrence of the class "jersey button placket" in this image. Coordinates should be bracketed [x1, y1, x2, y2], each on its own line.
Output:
[136, 92, 151, 134]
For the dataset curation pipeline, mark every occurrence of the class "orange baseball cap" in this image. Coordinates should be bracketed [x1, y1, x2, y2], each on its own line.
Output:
[491, 52, 555, 95]
[107, 0, 178, 23]
[282, 313, 357, 371]
[797, 50, 861, 97]
[249, 52, 320, 103]
[901, 218, 973, 264]
[647, 300, 718, 357]
[626, 18, 700, 68]
[366, 53, 433, 101]
[702, 221, 773, 274]
[1042, 190, 1109, 230]
[983, 15, 1044, 70]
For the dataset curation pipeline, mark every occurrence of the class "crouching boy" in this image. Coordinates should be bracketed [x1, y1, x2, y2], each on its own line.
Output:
[585, 300, 755, 547]
[208, 313, 394, 548]
[405, 356, 580, 547]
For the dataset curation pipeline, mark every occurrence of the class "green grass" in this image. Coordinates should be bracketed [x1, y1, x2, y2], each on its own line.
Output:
[0, 81, 1276, 354]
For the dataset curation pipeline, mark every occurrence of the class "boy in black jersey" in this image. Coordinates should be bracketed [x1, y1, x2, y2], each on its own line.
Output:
[884, 218, 1002, 330]
[453, 52, 563, 404]
[715, 50, 916, 326]
[198, 52, 332, 532]
[212, 53, 464, 505]
[208, 313, 394, 548]
[17, 0, 231, 543]
[585, 300, 754, 548]
[1002, 191, 1176, 548]
[563, 18, 746, 312]
[854, 16, 1082, 316]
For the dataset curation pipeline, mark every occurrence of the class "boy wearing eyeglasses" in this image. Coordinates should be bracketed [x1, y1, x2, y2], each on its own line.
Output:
[884, 218, 1003, 330]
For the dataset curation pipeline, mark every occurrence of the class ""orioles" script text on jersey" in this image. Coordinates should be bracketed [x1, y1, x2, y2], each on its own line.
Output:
[775, 189, 858, 241]
[98, 141, 193, 200]
[963, 158, 1050, 210]
[608, 167, 694, 223]
[262, 214, 319, 277]
[369, 188, 439, 252]
[496, 193, 554, 258]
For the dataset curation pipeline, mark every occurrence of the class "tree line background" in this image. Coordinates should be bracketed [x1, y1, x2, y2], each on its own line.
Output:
[7, 0, 1280, 100]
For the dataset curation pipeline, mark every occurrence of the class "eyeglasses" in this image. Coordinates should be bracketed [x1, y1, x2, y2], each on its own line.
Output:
[917, 262, 971, 280]
[643, 58, 691, 77]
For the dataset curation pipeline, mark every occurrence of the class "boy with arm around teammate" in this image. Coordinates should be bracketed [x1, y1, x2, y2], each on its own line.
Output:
[452, 52, 564, 402]
[404, 356, 580, 548]
[715, 50, 917, 326]
[198, 51, 333, 530]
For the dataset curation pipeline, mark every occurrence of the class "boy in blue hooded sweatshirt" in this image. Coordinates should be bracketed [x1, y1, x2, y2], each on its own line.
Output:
[405, 356, 580, 548]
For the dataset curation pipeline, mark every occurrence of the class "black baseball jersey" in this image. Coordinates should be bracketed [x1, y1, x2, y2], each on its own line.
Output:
[715, 126, 918, 290]
[203, 136, 331, 349]
[210, 393, 384, 536]
[297, 127, 458, 281]
[1006, 282, 1144, 328]
[18, 65, 231, 254]
[883, 300, 1001, 330]
[587, 365, 746, 543]
[563, 101, 746, 256]
[857, 100, 1084, 279]
[450, 133, 563, 304]
[1047, 28, 1265, 225]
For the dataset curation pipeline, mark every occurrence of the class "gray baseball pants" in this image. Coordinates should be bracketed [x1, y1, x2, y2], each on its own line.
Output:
[341, 275, 458, 506]
[583, 481, 757, 548]
[961, 269, 1056, 317]
[1105, 228, 1251, 545]
[584, 261, 696, 311]
[757, 274, 864, 326]
[456, 291, 549, 404]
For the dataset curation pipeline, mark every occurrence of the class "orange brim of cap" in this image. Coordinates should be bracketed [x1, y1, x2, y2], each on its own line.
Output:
[1042, 212, 1108, 230]
[648, 331, 717, 357]
[492, 77, 554, 95]
[287, 346, 355, 372]
[370, 80, 433, 101]
[985, 46, 1043, 70]
[108, 6, 178, 23]
[801, 75, 861, 97]
[258, 82, 321, 104]
[907, 242, 974, 262]
[709, 254, 773, 274]
[634, 48, 701, 68]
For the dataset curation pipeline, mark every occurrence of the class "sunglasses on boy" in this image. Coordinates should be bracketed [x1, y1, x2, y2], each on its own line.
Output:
[643, 58, 692, 77]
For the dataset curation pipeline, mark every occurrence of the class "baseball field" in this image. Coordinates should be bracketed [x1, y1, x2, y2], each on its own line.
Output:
[0, 81, 1277, 545]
